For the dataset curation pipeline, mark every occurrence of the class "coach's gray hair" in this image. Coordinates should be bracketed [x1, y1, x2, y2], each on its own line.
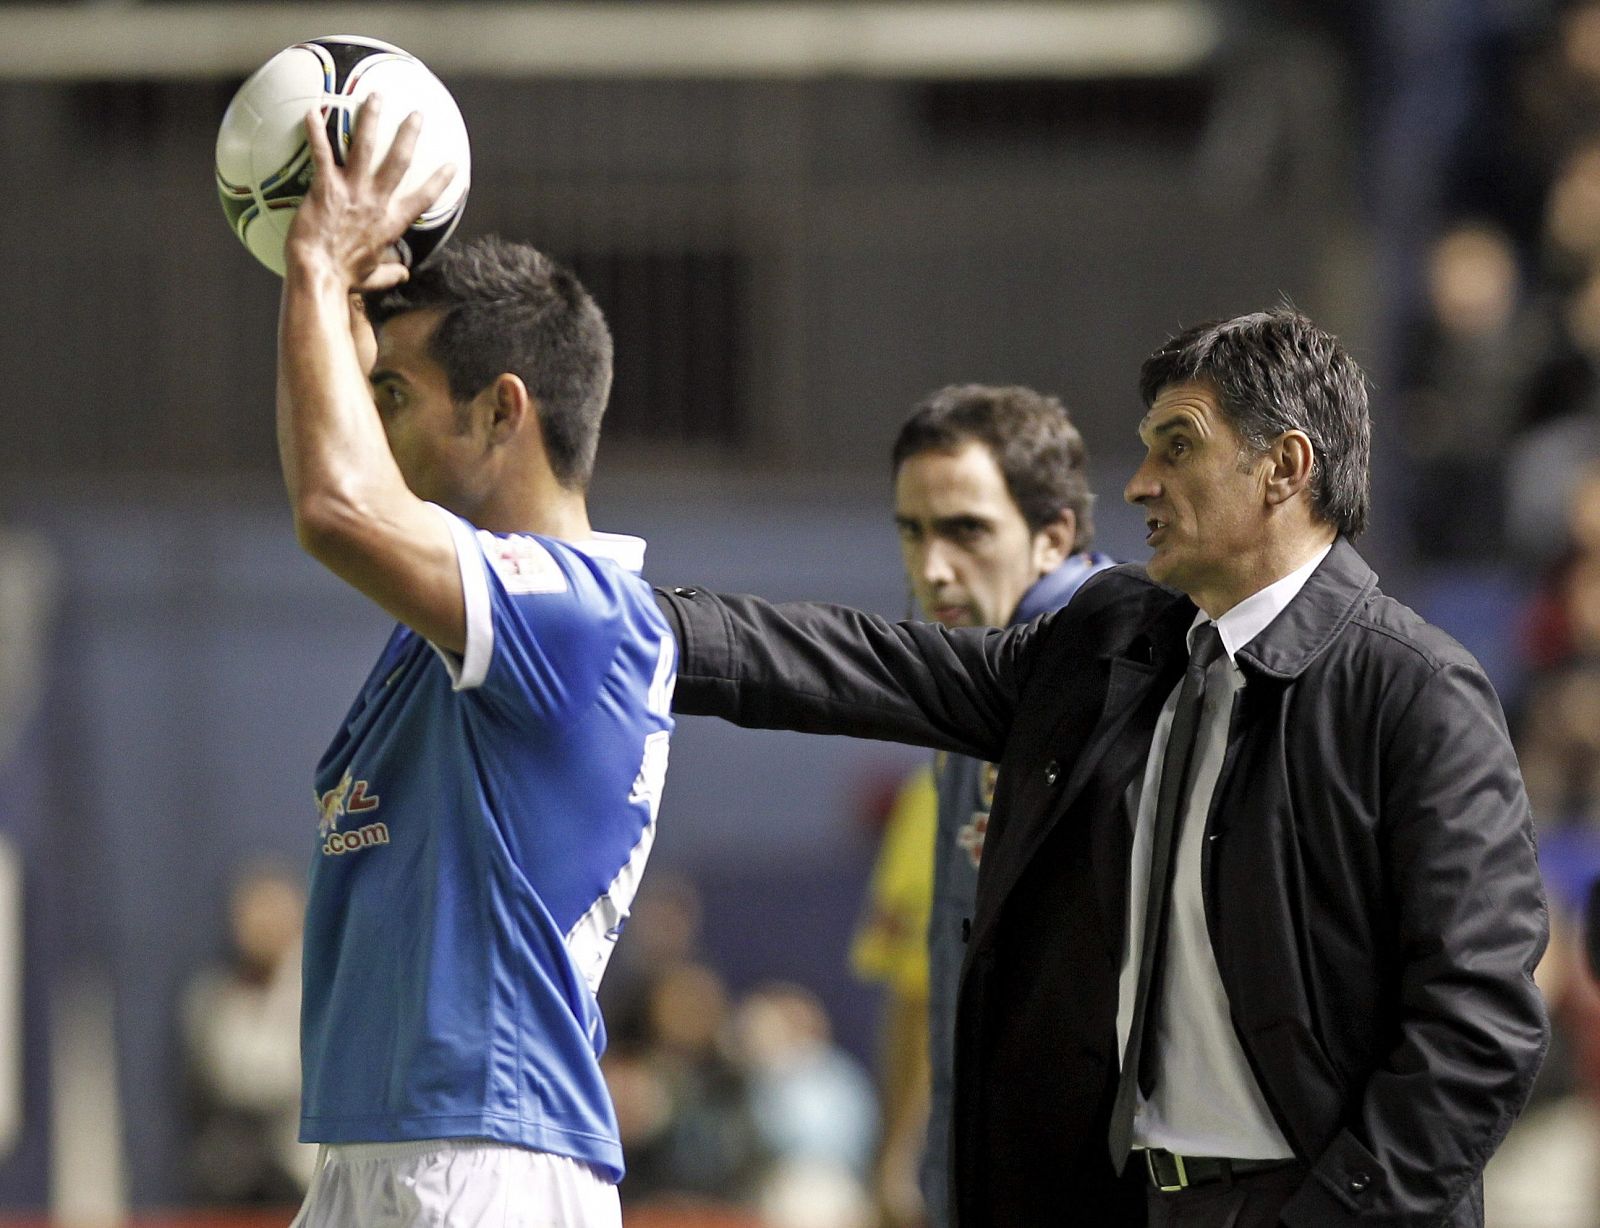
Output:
[1138, 308, 1371, 539]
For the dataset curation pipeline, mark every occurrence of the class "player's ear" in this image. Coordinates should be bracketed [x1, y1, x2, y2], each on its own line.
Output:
[487, 373, 530, 443]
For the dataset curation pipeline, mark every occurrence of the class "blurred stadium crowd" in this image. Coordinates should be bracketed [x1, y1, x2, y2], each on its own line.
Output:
[1363, 7, 1600, 1219]
[177, 867, 882, 1228]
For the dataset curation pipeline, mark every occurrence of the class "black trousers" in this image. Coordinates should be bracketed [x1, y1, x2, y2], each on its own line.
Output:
[1144, 1163, 1307, 1228]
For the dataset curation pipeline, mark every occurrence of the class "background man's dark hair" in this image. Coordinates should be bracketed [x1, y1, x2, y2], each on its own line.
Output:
[1138, 307, 1372, 539]
[367, 236, 614, 491]
[891, 384, 1096, 549]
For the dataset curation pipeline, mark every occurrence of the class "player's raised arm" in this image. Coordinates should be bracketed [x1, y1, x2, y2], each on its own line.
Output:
[276, 95, 466, 651]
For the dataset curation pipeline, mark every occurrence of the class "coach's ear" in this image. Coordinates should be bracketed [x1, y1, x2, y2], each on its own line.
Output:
[1264, 430, 1315, 507]
[486, 373, 531, 444]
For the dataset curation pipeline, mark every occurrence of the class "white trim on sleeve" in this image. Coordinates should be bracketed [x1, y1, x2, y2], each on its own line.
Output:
[425, 503, 494, 692]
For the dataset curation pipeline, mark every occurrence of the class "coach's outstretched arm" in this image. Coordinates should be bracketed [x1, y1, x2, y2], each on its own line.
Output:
[276, 98, 465, 649]
[653, 584, 1049, 761]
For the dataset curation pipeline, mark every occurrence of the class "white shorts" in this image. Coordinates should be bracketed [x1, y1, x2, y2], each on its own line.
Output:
[289, 1138, 622, 1228]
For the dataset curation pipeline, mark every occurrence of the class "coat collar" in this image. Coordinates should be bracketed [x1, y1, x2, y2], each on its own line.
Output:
[1117, 537, 1376, 681]
[1233, 537, 1375, 680]
[1013, 550, 1117, 625]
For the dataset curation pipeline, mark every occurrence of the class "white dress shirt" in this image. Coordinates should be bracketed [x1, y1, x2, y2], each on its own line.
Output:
[1117, 542, 1332, 1159]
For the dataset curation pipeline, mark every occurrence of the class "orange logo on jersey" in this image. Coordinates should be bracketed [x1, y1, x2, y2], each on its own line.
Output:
[316, 771, 380, 836]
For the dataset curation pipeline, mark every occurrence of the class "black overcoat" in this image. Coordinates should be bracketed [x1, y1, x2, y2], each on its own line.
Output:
[655, 539, 1548, 1227]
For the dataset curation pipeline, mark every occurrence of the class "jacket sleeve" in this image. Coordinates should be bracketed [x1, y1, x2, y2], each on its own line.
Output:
[1283, 661, 1549, 1226]
[653, 585, 1037, 762]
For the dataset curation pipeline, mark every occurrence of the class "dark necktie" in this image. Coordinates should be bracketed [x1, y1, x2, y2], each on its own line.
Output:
[1108, 622, 1225, 1171]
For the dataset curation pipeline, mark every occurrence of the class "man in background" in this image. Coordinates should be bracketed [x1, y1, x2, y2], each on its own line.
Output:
[183, 864, 313, 1204]
[851, 386, 1113, 1226]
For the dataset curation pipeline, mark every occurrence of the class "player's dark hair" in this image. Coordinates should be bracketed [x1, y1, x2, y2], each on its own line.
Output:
[1138, 307, 1371, 539]
[891, 384, 1096, 549]
[367, 236, 613, 491]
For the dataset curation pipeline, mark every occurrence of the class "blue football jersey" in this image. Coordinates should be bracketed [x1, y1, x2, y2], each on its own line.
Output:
[299, 506, 675, 1181]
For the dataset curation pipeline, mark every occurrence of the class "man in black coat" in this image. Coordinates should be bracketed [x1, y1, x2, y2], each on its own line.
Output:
[656, 309, 1547, 1227]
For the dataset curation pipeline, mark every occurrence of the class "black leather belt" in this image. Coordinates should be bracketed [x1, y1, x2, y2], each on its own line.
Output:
[1143, 1148, 1298, 1192]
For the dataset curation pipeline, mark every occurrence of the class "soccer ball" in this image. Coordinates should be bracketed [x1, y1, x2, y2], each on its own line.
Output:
[216, 35, 471, 275]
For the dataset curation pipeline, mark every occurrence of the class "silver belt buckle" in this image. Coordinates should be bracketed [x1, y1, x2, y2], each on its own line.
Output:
[1146, 1149, 1190, 1192]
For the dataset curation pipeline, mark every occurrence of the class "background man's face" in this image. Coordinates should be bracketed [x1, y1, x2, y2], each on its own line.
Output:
[894, 440, 1066, 628]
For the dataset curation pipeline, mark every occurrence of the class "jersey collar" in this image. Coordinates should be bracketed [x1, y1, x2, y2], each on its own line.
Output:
[571, 532, 647, 576]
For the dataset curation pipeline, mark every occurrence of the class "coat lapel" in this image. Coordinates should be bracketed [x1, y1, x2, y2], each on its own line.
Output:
[1084, 657, 1181, 965]
[971, 601, 1193, 956]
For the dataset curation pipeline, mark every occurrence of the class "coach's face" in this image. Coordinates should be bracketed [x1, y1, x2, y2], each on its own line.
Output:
[368, 308, 494, 513]
[1124, 380, 1273, 616]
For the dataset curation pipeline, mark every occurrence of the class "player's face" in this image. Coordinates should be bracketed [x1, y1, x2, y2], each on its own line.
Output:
[369, 309, 492, 512]
[1124, 380, 1272, 613]
[894, 440, 1064, 628]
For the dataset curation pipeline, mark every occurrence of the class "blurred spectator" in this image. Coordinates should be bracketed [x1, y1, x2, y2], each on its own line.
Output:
[1398, 220, 1531, 558]
[1485, 847, 1600, 1227]
[1538, 136, 1600, 286]
[1516, 3, 1600, 215]
[0, 527, 57, 768]
[1515, 471, 1600, 827]
[1521, 467, 1600, 672]
[1362, 3, 1600, 574]
[604, 934, 882, 1226]
[734, 982, 877, 1179]
[847, 766, 934, 1228]
[1499, 129, 1600, 564]
[612, 961, 767, 1208]
[734, 982, 876, 1228]
[1333, 0, 1520, 372]
[1519, 657, 1600, 824]
[600, 871, 706, 1051]
[1507, 275, 1600, 559]
[0, 526, 54, 1167]
[757, 1160, 875, 1228]
[181, 863, 313, 1204]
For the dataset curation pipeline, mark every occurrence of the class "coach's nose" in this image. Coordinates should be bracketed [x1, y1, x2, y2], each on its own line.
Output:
[1124, 456, 1159, 506]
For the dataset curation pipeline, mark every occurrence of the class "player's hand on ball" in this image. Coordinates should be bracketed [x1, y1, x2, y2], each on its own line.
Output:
[286, 95, 457, 292]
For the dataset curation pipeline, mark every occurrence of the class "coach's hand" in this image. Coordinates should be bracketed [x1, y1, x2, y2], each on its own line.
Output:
[285, 94, 455, 293]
